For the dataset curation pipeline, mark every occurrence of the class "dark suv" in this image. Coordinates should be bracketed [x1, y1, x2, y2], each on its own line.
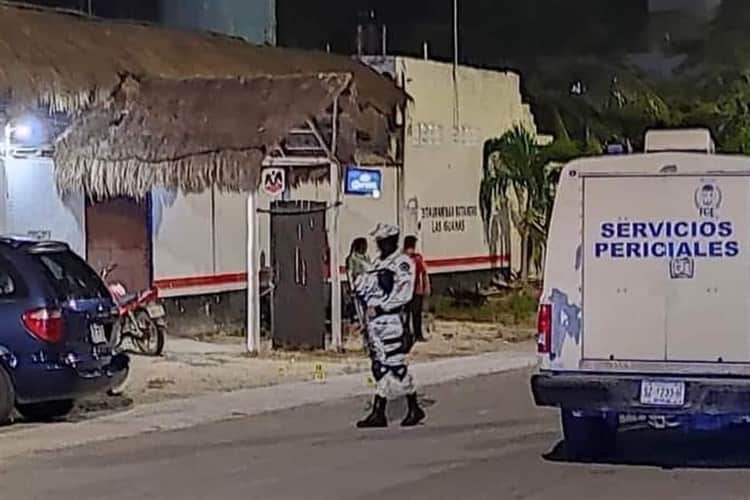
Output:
[0, 237, 129, 423]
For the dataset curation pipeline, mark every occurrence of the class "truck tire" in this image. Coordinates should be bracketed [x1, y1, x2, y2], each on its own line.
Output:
[561, 409, 617, 459]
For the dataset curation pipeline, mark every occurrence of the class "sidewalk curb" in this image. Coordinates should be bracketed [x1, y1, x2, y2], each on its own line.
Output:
[0, 351, 537, 461]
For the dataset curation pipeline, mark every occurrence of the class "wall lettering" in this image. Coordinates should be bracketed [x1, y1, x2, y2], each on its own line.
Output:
[421, 205, 478, 233]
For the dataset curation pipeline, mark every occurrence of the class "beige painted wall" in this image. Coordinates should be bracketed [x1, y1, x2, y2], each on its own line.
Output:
[396, 57, 537, 273]
[152, 168, 397, 296]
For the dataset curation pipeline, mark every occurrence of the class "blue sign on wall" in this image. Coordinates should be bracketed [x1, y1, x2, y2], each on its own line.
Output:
[345, 167, 382, 198]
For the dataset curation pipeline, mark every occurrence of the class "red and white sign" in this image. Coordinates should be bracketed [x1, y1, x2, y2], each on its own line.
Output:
[261, 167, 286, 197]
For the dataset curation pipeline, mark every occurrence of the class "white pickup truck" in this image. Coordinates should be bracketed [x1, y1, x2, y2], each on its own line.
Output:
[531, 129, 750, 457]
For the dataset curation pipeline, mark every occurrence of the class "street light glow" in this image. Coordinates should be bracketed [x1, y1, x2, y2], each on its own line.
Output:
[13, 124, 32, 140]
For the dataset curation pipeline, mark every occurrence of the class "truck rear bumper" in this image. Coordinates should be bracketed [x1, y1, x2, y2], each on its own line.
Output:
[531, 372, 750, 415]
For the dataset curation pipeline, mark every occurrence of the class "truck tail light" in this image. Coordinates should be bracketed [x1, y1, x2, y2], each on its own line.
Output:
[537, 304, 552, 354]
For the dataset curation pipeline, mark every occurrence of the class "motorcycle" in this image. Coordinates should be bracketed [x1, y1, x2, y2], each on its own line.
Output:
[100, 264, 167, 356]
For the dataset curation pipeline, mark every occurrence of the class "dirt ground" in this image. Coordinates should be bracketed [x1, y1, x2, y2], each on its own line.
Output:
[78, 319, 534, 414]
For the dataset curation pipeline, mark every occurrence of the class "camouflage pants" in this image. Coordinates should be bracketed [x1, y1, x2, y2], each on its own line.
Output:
[367, 315, 415, 399]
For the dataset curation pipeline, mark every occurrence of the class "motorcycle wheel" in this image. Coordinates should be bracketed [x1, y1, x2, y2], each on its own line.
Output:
[133, 311, 166, 356]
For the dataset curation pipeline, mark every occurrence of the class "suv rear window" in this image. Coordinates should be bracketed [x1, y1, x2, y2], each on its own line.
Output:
[33, 251, 109, 301]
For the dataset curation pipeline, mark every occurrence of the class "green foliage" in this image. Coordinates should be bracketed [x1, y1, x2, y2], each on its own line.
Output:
[480, 126, 580, 282]
[525, 1, 750, 155]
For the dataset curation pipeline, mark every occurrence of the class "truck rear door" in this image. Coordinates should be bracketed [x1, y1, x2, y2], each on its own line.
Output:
[582, 174, 750, 364]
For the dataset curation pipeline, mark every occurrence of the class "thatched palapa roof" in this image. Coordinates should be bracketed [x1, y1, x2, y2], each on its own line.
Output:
[0, 2, 406, 197]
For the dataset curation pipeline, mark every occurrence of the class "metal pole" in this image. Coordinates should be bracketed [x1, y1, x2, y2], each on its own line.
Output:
[87, 0, 92, 16]
[267, 0, 277, 45]
[329, 97, 342, 351]
[246, 190, 261, 353]
[382, 24, 387, 56]
[453, 0, 458, 68]
[4, 124, 11, 161]
[452, 0, 460, 130]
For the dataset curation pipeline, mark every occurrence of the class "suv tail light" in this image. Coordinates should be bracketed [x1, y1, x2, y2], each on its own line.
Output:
[537, 304, 552, 354]
[22, 308, 64, 344]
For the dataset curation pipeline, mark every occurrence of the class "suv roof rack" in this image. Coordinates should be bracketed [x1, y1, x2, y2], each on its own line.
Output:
[25, 241, 70, 254]
[0, 236, 69, 253]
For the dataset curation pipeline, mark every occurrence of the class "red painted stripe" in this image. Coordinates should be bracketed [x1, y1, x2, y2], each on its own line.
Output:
[155, 254, 511, 291]
[426, 254, 510, 268]
[154, 272, 247, 290]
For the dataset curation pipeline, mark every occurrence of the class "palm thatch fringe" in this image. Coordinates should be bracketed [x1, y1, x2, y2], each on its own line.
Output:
[0, 2, 405, 116]
[0, 2, 406, 198]
[55, 151, 265, 199]
[52, 73, 353, 197]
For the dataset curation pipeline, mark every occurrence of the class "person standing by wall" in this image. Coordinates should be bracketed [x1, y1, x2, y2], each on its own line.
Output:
[404, 235, 430, 343]
[346, 237, 371, 328]
[346, 238, 371, 284]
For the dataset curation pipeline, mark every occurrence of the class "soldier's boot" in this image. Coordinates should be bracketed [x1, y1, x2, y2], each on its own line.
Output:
[401, 393, 426, 427]
[356, 395, 388, 428]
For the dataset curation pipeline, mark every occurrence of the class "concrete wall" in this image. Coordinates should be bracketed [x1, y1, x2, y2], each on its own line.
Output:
[151, 166, 397, 298]
[151, 186, 277, 297]
[395, 57, 538, 275]
[0, 158, 85, 257]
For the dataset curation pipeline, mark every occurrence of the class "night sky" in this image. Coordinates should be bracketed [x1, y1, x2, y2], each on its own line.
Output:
[25, 0, 159, 20]
[23, 0, 650, 70]
[278, 0, 649, 68]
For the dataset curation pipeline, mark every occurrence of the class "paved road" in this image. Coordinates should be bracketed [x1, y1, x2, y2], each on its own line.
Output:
[5, 370, 750, 499]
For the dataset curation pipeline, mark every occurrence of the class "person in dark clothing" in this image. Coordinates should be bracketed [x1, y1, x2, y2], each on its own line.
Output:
[403, 235, 430, 343]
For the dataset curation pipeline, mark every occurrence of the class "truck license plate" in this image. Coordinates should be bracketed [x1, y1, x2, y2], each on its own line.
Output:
[89, 324, 107, 345]
[640, 380, 685, 407]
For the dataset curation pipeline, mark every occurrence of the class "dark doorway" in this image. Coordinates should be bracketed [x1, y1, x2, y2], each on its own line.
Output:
[86, 197, 151, 293]
[271, 200, 327, 350]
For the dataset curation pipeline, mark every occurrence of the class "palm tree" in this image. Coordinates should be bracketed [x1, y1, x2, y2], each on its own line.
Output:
[480, 126, 551, 283]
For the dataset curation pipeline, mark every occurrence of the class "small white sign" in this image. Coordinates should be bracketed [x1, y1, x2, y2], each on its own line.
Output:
[261, 168, 286, 197]
[27, 230, 51, 241]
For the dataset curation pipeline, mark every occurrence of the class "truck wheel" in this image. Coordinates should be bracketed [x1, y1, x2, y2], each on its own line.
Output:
[0, 367, 14, 425]
[561, 409, 617, 459]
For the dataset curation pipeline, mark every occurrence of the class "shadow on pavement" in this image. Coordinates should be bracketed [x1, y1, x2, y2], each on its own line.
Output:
[544, 426, 750, 469]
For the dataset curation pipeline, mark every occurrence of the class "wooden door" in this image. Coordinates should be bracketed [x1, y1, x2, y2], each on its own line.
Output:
[86, 197, 151, 293]
[271, 200, 327, 350]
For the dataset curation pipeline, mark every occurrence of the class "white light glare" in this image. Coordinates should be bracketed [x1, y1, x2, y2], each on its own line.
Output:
[13, 124, 32, 140]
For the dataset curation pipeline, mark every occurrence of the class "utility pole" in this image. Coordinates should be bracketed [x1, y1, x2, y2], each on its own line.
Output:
[453, 0, 458, 69]
[87, 0, 92, 16]
[452, 0, 460, 132]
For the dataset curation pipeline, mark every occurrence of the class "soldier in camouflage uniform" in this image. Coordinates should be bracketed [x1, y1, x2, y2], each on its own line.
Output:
[354, 223, 426, 428]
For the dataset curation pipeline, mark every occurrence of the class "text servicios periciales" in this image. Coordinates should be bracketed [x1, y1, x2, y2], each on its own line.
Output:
[594, 220, 740, 259]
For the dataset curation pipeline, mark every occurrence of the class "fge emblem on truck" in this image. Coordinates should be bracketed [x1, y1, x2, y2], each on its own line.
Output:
[531, 129, 750, 458]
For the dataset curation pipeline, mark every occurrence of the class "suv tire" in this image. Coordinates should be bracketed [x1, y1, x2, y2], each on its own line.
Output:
[0, 367, 14, 424]
[17, 399, 74, 422]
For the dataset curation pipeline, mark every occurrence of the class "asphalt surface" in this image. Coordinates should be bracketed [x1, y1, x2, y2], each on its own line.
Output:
[5, 369, 750, 499]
